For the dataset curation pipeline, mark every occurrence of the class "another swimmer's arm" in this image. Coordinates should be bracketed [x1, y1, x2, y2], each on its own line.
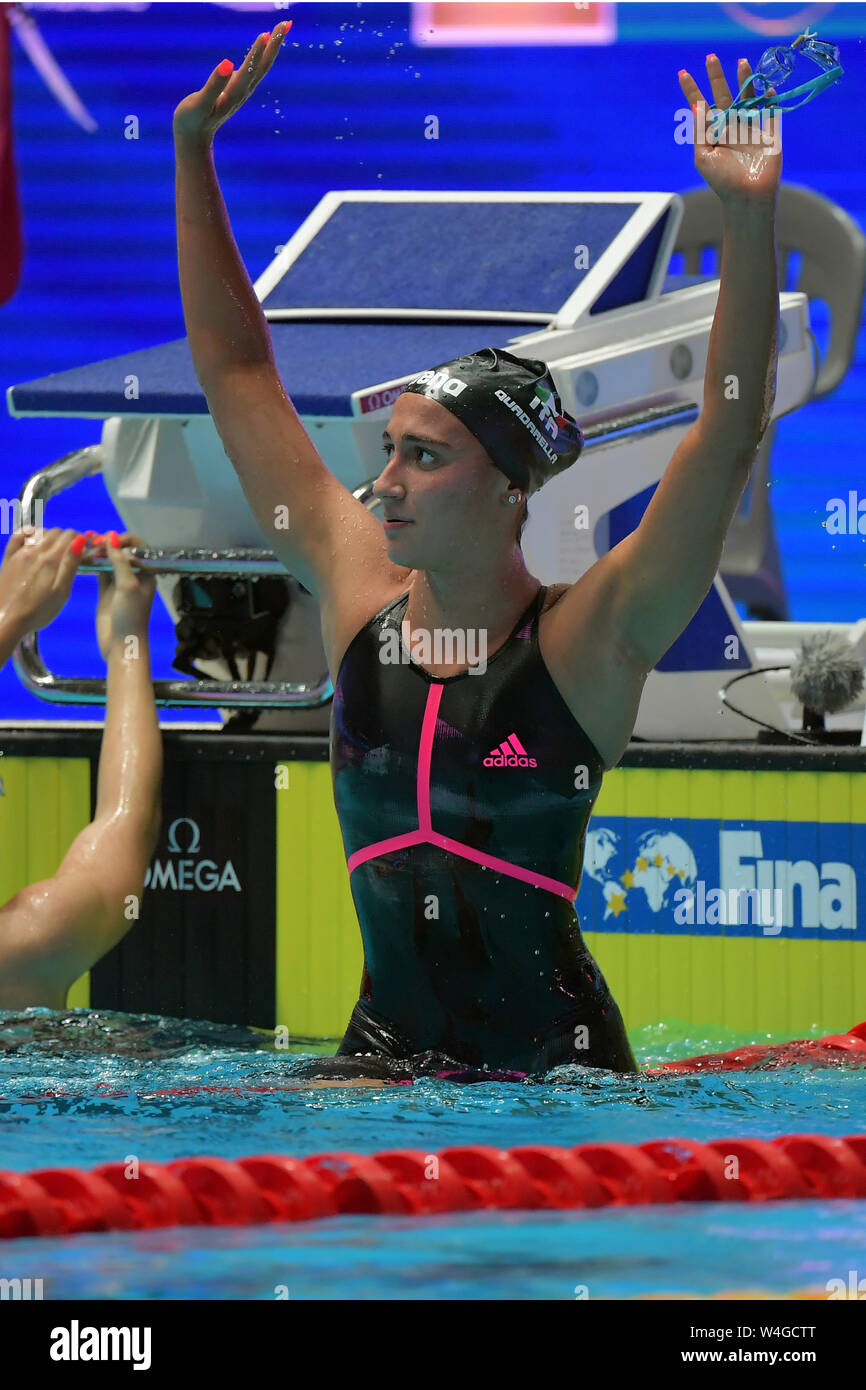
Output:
[0, 527, 82, 672]
[91, 541, 162, 842]
[0, 611, 25, 672]
[0, 542, 161, 1004]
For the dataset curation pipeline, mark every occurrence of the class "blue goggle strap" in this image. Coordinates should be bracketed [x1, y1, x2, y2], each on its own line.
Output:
[713, 67, 843, 126]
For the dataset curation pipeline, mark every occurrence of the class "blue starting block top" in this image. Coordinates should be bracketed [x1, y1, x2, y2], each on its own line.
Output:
[7, 191, 697, 421]
[5, 323, 535, 420]
[259, 194, 667, 316]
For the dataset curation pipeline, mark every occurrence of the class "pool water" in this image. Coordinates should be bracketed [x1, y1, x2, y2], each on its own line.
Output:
[1, 1009, 865, 1300]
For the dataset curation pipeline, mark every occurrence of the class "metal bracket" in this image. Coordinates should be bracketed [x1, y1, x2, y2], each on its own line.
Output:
[11, 444, 384, 709]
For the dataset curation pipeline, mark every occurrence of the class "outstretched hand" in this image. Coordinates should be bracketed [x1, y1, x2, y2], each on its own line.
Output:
[678, 55, 782, 205]
[173, 19, 292, 144]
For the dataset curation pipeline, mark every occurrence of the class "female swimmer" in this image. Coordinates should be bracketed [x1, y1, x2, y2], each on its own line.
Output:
[172, 30, 780, 1081]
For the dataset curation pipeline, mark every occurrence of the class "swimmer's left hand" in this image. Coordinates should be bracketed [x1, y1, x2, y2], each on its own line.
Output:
[678, 56, 781, 206]
[0, 526, 83, 635]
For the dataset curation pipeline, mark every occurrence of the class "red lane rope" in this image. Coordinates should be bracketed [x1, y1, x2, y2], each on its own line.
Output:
[646, 1020, 866, 1074]
[2, 1023, 865, 1236]
[2, 1131, 866, 1238]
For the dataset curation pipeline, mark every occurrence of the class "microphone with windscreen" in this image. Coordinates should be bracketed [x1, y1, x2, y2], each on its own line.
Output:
[789, 631, 864, 738]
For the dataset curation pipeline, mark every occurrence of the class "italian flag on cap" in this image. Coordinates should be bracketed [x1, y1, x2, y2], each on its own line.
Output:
[535, 382, 570, 428]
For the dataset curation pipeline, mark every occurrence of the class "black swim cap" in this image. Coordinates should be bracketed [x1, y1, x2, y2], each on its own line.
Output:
[400, 347, 584, 496]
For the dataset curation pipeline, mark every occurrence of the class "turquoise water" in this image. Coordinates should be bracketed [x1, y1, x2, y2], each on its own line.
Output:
[1, 1009, 865, 1299]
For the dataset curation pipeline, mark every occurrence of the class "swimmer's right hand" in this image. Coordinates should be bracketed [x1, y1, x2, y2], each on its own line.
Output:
[172, 20, 292, 143]
[95, 534, 157, 660]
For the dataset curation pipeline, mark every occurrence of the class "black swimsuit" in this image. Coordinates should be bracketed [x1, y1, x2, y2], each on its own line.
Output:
[297, 583, 636, 1082]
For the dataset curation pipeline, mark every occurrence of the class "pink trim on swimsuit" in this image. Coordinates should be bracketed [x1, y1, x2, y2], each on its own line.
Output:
[346, 682, 579, 903]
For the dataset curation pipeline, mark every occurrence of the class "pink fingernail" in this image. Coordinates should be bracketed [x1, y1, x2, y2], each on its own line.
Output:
[109, 531, 120, 549]
[71, 535, 86, 556]
[218, 59, 233, 76]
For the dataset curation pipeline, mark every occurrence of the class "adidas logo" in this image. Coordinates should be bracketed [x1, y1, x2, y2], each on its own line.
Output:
[483, 732, 537, 768]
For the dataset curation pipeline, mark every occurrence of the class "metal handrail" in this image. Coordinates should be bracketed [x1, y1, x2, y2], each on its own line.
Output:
[13, 637, 334, 708]
[11, 399, 699, 707]
[13, 444, 354, 708]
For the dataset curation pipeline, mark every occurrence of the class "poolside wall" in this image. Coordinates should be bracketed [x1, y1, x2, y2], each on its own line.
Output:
[0, 730, 862, 1040]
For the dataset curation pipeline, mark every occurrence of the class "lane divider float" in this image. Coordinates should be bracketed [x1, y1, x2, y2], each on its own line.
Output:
[2, 1130, 866, 1239]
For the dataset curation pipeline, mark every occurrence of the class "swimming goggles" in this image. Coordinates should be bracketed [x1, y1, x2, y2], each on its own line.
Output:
[714, 26, 843, 128]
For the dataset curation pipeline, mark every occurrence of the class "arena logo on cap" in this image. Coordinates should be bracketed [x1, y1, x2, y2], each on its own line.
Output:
[408, 369, 469, 397]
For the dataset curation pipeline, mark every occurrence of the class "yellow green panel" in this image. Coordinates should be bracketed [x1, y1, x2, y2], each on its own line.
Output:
[598, 766, 863, 822]
[720, 770, 756, 1027]
[586, 932, 866, 1036]
[753, 775, 787, 1030]
[66, 974, 90, 1009]
[593, 767, 626, 817]
[817, 773, 857, 1032]
[5, 749, 863, 1044]
[259, 760, 866, 1042]
[584, 766, 865, 1039]
[275, 760, 362, 1040]
[0, 756, 92, 1008]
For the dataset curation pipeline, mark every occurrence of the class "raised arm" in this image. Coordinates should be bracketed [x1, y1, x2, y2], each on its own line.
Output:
[599, 55, 781, 673]
[172, 22, 385, 603]
[0, 537, 162, 1008]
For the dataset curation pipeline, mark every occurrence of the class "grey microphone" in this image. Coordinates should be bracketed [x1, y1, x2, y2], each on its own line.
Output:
[789, 631, 865, 735]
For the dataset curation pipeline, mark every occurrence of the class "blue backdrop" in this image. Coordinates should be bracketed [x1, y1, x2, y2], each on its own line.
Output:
[1, 1, 863, 723]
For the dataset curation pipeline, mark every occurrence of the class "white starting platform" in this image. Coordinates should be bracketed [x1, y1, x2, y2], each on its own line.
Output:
[7, 190, 861, 741]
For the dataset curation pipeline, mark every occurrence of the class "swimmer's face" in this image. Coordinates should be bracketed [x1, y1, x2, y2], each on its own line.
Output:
[374, 394, 510, 564]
